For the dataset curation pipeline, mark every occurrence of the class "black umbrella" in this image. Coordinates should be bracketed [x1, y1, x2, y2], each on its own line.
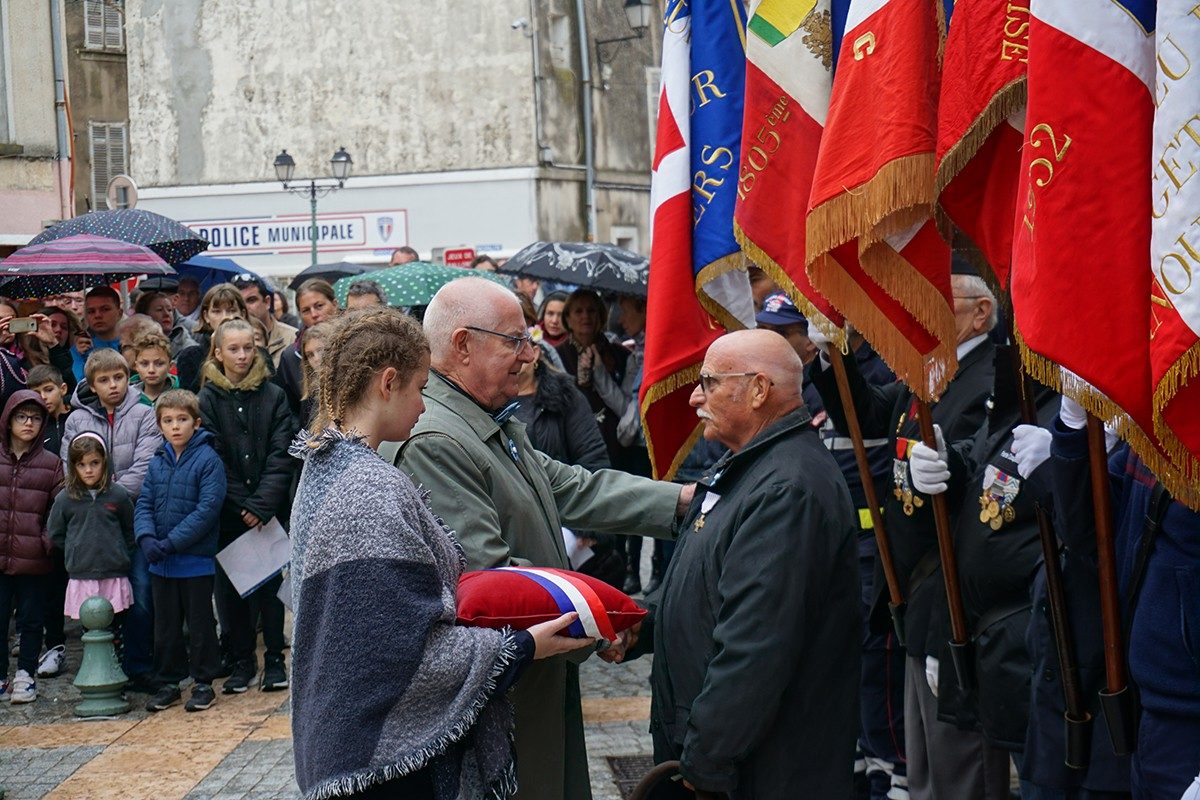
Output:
[28, 208, 209, 265]
[500, 241, 648, 297]
[289, 260, 376, 290]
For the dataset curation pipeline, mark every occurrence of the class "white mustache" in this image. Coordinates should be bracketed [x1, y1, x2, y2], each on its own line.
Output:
[695, 409, 714, 421]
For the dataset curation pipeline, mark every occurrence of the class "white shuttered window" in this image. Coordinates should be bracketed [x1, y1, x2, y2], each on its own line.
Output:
[84, 0, 123, 51]
[89, 122, 127, 205]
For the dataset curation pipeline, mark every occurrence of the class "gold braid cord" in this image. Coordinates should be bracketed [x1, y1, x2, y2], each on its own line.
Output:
[1152, 339, 1200, 501]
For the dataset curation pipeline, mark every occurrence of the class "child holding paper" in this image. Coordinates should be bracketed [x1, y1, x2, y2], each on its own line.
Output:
[134, 390, 226, 712]
[198, 318, 296, 694]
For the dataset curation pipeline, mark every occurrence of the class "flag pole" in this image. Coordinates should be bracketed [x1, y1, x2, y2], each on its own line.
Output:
[1087, 413, 1136, 756]
[828, 349, 906, 647]
[1012, 351, 1092, 769]
[915, 400, 972, 691]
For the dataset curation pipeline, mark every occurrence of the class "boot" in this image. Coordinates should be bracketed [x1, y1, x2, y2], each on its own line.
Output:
[622, 563, 642, 595]
[643, 544, 665, 595]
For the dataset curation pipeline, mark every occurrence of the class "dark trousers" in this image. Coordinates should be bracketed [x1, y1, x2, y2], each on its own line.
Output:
[1131, 710, 1200, 800]
[0, 574, 48, 675]
[151, 574, 221, 686]
[857, 535, 906, 799]
[122, 546, 154, 677]
[42, 549, 69, 648]
[214, 566, 284, 666]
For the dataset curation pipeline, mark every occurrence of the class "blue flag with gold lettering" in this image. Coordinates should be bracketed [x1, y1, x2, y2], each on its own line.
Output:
[690, 0, 755, 330]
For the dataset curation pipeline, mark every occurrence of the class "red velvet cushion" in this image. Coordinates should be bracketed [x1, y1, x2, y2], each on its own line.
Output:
[457, 567, 646, 639]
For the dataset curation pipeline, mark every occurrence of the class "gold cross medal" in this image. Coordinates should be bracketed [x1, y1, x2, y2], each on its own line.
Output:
[694, 491, 721, 531]
[978, 465, 1020, 530]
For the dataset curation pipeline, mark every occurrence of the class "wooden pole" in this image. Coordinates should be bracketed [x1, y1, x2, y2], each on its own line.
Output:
[829, 350, 907, 645]
[1013, 357, 1091, 768]
[916, 400, 972, 689]
[1087, 413, 1136, 755]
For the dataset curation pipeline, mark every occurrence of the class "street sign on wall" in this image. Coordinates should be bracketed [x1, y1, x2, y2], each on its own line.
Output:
[184, 209, 408, 257]
[443, 246, 476, 267]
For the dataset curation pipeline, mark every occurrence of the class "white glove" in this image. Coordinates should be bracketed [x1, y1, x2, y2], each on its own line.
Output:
[1180, 774, 1200, 800]
[1011, 424, 1052, 478]
[925, 656, 940, 698]
[909, 425, 949, 495]
[807, 326, 832, 355]
[1059, 394, 1087, 430]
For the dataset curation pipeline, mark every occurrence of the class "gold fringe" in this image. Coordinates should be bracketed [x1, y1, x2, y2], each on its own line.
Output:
[860, 206, 931, 252]
[640, 362, 704, 481]
[809, 252, 952, 401]
[1152, 338, 1200, 501]
[1014, 327, 1200, 511]
[858, 237, 958, 398]
[733, 220, 847, 350]
[695, 254, 751, 332]
[934, 77, 1027, 196]
[806, 154, 938, 266]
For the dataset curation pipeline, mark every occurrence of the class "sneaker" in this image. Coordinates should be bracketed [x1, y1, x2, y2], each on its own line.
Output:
[213, 659, 235, 680]
[37, 645, 66, 678]
[186, 683, 216, 712]
[10, 670, 36, 704]
[145, 684, 181, 712]
[260, 656, 289, 692]
[222, 661, 256, 694]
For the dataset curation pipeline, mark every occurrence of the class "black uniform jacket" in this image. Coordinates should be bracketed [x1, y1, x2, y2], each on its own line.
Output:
[639, 408, 861, 800]
[810, 337, 996, 652]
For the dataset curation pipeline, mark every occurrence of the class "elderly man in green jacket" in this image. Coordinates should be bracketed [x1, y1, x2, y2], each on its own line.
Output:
[397, 277, 690, 800]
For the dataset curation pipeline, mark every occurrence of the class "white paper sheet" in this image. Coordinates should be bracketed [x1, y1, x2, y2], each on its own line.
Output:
[215, 517, 290, 598]
[562, 527, 594, 571]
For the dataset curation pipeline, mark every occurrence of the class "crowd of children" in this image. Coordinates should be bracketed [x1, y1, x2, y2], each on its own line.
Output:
[0, 280, 309, 712]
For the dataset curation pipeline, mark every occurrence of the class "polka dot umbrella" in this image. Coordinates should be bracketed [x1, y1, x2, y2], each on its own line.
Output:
[27, 208, 209, 265]
[0, 234, 175, 299]
[333, 262, 510, 307]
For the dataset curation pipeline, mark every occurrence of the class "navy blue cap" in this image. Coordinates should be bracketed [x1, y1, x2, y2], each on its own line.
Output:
[756, 292, 808, 327]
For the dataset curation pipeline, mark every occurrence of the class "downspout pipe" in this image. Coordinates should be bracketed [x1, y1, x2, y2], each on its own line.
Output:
[574, 0, 597, 241]
[49, 0, 72, 220]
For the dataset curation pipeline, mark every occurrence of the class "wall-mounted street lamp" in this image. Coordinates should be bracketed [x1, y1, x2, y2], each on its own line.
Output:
[272, 146, 353, 267]
[595, 0, 652, 63]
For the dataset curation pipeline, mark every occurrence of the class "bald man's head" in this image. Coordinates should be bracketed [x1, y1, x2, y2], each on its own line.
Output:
[689, 330, 806, 452]
[422, 277, 536, 409]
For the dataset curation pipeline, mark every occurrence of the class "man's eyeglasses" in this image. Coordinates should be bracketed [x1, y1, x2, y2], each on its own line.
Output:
[697, 371, 768, 394]
[466, 326, 535, 355]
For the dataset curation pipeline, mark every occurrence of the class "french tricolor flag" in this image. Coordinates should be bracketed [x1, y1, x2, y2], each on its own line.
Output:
[1011, 1, 1188, 495]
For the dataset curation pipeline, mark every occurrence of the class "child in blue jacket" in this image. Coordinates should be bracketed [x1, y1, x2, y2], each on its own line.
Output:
[133, 389, 226, 713]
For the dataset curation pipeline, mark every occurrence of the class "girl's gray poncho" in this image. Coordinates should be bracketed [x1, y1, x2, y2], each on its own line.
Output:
[289, 429, 518, 800]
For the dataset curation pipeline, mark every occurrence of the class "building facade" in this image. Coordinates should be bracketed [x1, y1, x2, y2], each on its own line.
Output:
[123, 0, 661, 277]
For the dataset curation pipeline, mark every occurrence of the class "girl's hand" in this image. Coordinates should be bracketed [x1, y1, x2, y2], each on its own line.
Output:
[74, 333, 93, 355]
[241, 510, 263, 528]
[528, 612, 595, 660]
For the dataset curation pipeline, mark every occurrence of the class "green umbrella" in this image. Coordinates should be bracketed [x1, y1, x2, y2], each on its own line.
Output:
[333, 262, 510, 307]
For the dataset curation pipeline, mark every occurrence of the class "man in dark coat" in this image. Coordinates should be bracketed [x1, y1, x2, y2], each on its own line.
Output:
[627, 329, 861, 799]
[808, 271, 1002, 799]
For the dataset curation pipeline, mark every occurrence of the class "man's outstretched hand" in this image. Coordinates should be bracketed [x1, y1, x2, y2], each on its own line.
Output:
[598, 622, 641, 664]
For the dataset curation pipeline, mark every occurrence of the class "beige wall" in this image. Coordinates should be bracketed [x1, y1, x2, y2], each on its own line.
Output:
[126, 0, 538, 186]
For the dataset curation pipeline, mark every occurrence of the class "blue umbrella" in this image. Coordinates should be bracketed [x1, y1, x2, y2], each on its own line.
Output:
[177, 254, 267, 292]
[28, 209, 209, 265]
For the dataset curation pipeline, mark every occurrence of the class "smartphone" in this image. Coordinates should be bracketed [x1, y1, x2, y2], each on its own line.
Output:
[8, 317, 37, 334]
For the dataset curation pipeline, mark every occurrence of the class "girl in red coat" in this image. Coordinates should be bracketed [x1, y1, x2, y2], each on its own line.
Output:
[0, 390, 64, 703]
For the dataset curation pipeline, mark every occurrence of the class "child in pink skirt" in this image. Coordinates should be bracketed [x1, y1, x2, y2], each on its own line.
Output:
[48, 433, 136, 624]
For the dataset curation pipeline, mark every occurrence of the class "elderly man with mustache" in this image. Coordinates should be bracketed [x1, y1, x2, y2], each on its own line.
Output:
[624, 328, 861, 799]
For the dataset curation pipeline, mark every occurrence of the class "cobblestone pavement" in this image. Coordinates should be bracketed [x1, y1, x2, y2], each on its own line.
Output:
[2, 579, 657, 799]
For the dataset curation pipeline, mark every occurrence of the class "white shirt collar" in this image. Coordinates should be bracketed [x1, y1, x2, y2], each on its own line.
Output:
[957, 333, 988, 360]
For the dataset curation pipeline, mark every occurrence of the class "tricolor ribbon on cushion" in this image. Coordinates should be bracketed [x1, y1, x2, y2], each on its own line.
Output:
[493, 567, 618, 642]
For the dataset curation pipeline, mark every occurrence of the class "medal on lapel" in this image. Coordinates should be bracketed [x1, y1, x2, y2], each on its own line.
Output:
[694, 491, 721, 531]
[978, 464, 1020, 530]
[892, 438, 924, 516]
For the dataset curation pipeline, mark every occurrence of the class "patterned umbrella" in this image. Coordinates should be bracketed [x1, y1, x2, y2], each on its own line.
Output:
[499, 241, 648, 297]
[28, 208, 209, 265]
[0, 234, 175, 299]
[332, 262, 509, 307]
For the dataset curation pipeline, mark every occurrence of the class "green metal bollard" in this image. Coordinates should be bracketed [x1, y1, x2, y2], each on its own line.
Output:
[73, 596, 131, 717]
